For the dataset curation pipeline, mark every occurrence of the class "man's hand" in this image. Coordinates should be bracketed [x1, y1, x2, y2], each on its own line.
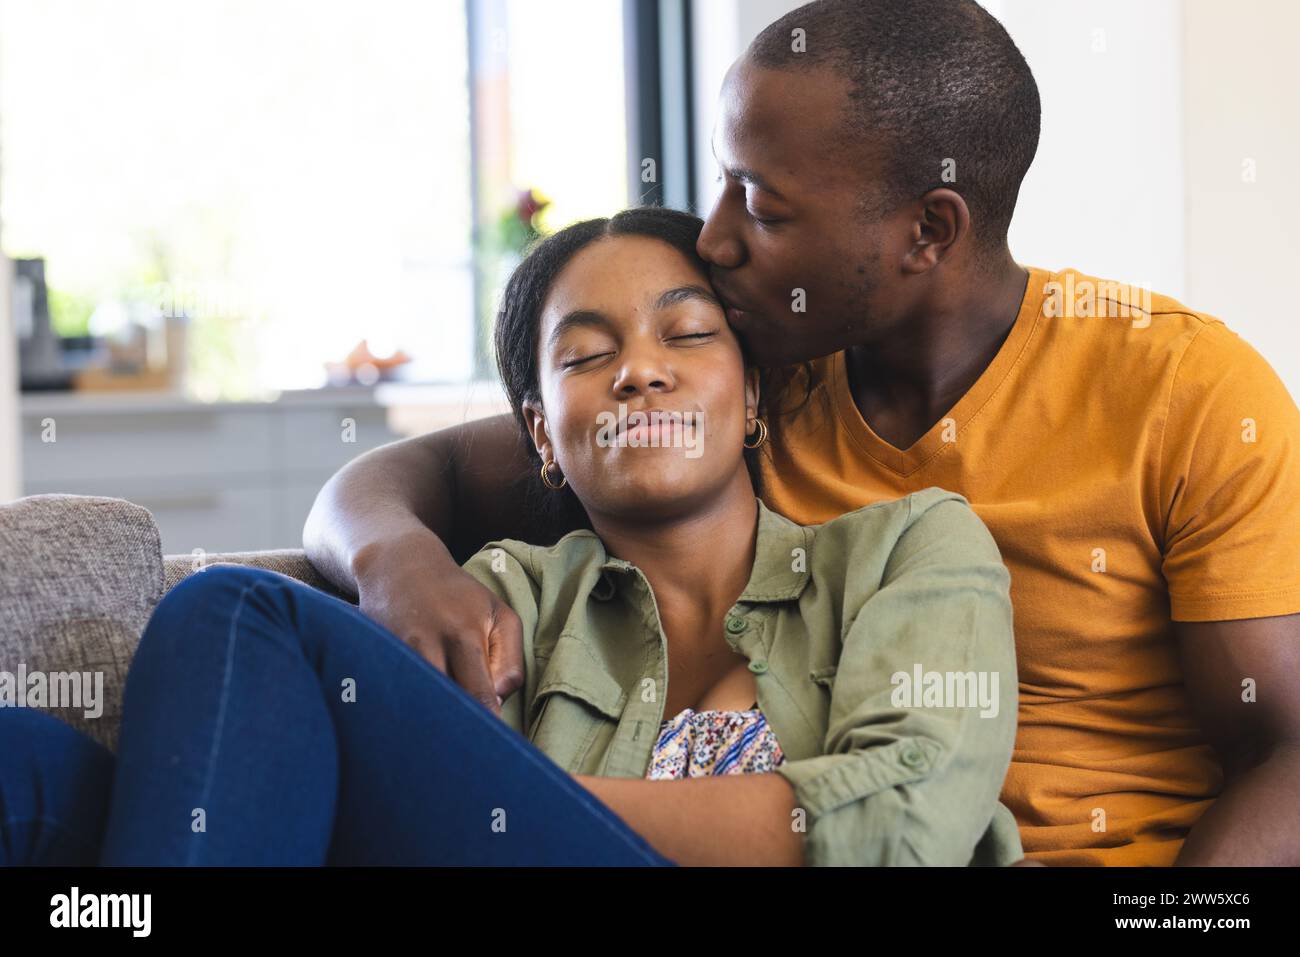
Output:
[353, 528, 526, 716]
[302, 415, 551, 716]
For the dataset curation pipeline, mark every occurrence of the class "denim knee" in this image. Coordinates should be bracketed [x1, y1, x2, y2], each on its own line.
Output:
[0, 708, 114, 865]
[152, 564, 303, 625]
[138, 564, 300, 661]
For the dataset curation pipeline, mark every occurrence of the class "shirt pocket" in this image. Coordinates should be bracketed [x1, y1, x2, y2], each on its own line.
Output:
[527, 632, 627, 773]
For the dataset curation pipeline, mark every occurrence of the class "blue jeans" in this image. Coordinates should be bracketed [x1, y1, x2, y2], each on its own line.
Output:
[0, 565, 676, 866]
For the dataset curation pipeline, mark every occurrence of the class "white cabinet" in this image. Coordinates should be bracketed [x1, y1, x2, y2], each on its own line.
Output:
[20, 387, 402, 553]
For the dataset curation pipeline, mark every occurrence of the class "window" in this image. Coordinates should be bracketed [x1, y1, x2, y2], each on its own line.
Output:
[0, 0, 634, 397]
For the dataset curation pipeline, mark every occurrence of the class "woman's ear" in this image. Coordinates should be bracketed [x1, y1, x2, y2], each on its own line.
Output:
[744, 367, 762, 422]
[521, 399, 552, 463]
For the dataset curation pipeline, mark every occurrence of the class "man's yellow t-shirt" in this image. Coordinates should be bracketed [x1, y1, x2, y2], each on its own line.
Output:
[758, 265, 1300, 865]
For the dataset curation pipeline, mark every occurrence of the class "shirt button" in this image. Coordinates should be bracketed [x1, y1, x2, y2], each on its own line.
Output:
[747, 659, 769, 674]
[725, 615, 748, 634]
[900, 744, 925, 768]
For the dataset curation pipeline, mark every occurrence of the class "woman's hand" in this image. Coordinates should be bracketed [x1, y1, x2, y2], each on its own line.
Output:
[353, 527, 525, 716]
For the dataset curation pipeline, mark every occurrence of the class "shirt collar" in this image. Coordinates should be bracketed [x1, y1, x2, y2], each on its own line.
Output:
[592, 497, 811, 604]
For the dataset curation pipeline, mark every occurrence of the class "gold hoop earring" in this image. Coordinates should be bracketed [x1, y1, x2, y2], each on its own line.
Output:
[743, 417, 769, 449]
[540, 459, 567, 490]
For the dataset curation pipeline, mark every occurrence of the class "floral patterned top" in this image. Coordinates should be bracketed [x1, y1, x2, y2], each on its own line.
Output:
[644, 701, 786, 779]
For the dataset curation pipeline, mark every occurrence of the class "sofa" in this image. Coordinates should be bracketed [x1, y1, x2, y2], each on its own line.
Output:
[0, 493, 350, 753]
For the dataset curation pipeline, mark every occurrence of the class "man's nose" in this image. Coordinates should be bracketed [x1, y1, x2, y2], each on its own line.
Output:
[697, 199, 744, 270]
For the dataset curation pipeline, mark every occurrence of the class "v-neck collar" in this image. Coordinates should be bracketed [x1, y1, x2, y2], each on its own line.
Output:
[828, 264, 1051, 476]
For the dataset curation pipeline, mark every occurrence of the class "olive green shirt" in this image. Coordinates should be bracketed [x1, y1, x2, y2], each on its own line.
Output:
[463, 486, 1022, 866]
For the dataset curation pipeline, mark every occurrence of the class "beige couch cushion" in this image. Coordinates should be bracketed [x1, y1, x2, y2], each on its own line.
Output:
[1, 494, 353, 753]
[0, 494, 163, 753]
[161, 548, 345, 598]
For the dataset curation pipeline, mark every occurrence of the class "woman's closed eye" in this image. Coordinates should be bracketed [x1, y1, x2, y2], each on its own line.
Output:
[670, 331, 718, 342]
[563, 331, 716, 366]
[561, 351, 613, 369]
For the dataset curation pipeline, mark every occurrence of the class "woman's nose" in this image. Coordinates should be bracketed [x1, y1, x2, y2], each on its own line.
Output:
[613, 348, 673, 397]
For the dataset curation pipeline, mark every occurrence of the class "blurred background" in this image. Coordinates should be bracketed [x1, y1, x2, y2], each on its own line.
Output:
[2, 0, 1297, 552]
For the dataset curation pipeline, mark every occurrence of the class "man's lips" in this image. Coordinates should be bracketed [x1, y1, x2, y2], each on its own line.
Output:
[711, 278, 757, 324]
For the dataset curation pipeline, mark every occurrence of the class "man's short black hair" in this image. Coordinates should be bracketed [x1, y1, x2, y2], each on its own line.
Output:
[749, 0, 1040, 250]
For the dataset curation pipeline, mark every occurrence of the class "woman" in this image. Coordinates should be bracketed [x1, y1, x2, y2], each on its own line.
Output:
[0, 207, 1021, 866]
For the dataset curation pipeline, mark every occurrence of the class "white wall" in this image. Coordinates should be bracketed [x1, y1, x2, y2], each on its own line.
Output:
[1, 59, 22, 499]
[1183, 0, 1300, 394]
[991, 0, 1186, 299]
[691, 0, 806, 216]
[0, 251, 19, 502]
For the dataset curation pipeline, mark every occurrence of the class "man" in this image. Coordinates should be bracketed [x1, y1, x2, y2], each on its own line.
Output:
[304, 0, 1300, 865]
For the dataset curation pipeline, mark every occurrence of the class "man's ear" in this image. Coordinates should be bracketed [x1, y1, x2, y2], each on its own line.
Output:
[521, 399, 552, 462]
[903, 187, 970, 274]
[744, 367, 762, 421]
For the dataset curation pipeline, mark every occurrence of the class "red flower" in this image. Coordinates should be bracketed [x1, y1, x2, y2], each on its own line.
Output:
[516, 188, 548, 227]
